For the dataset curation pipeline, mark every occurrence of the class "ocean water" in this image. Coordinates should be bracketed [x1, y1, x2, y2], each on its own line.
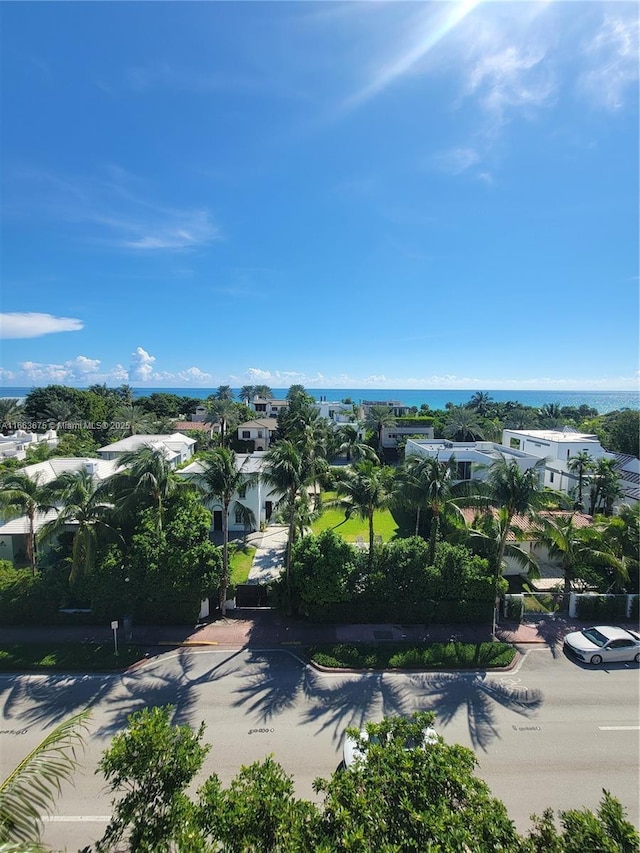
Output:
[1, 387, 638, 414]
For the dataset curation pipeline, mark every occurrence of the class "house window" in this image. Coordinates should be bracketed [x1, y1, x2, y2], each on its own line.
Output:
[235, 507, 245, 524]
[550, 472, 554, 483]
[257, 431, 263, 438]
[456, 461, 472, 480]
[567, 449, 571, 460]
[509, 438, 521, 449]
[255, 404, 266, 412]
[242, 431, 250, 439]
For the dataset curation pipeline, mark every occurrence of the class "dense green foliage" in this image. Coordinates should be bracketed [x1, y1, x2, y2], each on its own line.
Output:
[307, 640, 516, 670]
[272, 530, 495, 623]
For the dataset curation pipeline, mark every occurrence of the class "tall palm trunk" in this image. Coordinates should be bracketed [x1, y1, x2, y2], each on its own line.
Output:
[368, 509, 375, 567]
[220, 495, 230, 615]
[428, 510, 440, 565]
[26, 506, 36, 576]
[415, 507, 421, 537]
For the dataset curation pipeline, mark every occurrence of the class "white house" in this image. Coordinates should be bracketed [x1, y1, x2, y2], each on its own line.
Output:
[404, 439, 541, 481]
[0, 456, 120, 562]
[96, 433, 196, 467]
[236, 418, 278, 451]
[501, 428, 638, 508]
[381, 423, 434, 450]
[313, 398, 357, 424]
[177, 451, 282, 534]
[0, 429, 58, 461]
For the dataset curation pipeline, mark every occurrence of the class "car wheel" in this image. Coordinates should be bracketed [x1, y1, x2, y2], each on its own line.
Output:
[590, 654, 603, 665]
[635, 653, 640, 663]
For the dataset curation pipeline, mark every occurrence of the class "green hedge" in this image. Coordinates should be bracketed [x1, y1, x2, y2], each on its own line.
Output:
[575, 594, 628, 621]
[306, 641, 516, 670]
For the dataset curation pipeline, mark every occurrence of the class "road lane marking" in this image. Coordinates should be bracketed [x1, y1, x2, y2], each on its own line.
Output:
[598, 726, 640, 731]
[42, 816, 110, 822]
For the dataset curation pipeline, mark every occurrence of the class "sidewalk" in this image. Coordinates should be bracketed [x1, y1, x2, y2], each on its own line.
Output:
[0, 610, 584, 652]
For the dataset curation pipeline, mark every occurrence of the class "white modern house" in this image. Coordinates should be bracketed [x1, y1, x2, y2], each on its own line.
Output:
[404, 439, 541, 481]
[0, 429, 58, 461]
[381, 423, 435, 450]
[313, 398, 357, 424]
[96, 433, 196, 467]
[0, 456, 120, 562]
[502, 428, 638, 508]
[177, 451, 282, 534]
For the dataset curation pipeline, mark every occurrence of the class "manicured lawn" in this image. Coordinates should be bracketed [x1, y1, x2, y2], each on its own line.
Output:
[305, 641, 516, 670]
[0, 643, 142, 672]
[230, 544, 256, 585]
[312, 491, 400, 543]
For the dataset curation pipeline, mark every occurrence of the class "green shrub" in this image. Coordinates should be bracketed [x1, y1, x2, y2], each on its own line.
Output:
[306, 641, 516, 670]
[575, 594, 628, 621]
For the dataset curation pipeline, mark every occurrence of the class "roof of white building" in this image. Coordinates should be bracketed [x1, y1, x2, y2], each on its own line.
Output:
[238, 419, 278, 430]
[97, 433, 196, 455]
[177, 451, 269, 479]
[18, 457, 120, 485]
[505, 428, 600, 444]
[0, 508, 59, 536]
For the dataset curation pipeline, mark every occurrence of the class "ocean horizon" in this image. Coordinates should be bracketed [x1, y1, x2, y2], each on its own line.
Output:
[1, 386, 638, 415]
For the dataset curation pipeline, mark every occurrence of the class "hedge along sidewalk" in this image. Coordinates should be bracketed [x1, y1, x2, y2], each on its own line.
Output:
[304, 641, 517, 672]
[0, 642, 142, 672]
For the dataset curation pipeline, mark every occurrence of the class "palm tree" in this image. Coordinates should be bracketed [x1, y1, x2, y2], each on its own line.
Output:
[364, 405, 396, 463]
[197, 448, 256, 614]
[0, 472, 52, 575]
[463, 506, 540, 580]
[205, 399, 238, 447]
[595, 503, 639, 592]
[0, 398, 23, 429]
[253, 384, 273, 399]
[262, 440, 312, 588]
[443, 407, 485, 441]
[238, 385, 256, 406]
[417, 455, 466, 565]
[533, 513, 626, 598]
[39, 468, 123, 585]
[335, 423, 377, 464]
[0, 710, 90, 849]
[333, 459, 394, 568]
[588, 458, 622, 516]
[537, 403, 562, 427]
[483, 457, 548, 638]
[467, 391, 493, 417]
[215, 385, 234, 402]
[567, 450, 595, 510]
[111, 446, 179, 532]
[114, 403, 157, 436]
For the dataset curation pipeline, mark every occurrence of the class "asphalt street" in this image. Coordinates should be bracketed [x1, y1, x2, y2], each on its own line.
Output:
[1, 645, 638, 851]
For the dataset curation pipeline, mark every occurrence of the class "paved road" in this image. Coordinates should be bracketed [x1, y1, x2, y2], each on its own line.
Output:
[1, 645, 638, 851]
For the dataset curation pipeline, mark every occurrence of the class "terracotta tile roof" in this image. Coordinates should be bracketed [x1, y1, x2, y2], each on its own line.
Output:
[459, 507, 592, 539]
[173, 421, 216, 432]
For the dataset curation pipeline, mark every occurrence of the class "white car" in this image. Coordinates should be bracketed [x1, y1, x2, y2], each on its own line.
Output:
[563, 625, 640, 665]
[343, 723, 438, 768]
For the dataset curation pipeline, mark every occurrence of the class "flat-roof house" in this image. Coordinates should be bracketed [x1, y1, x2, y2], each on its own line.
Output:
[501, 428, 638, 509]
[0, 429, 58, 461]
[405, 439, 541, 481]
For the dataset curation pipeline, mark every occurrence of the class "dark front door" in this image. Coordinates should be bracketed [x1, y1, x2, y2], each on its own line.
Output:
[213, 511, 223, 531]
[265, 501, 272, 521]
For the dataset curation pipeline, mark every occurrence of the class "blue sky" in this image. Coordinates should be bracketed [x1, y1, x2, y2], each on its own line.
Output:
[0, 1, 638, 391]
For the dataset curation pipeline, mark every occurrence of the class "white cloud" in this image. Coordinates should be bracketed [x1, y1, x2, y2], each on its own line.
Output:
[0, 312, 83, 339]
[177, 366, 213, 383]
[129, 347, 157, 382]
[19, 361, 74, 383]
[66, 355, 101, 374]
[579, 14, 639, 109]
[467, 44, 554, 120]
[432, 146, 481, 175]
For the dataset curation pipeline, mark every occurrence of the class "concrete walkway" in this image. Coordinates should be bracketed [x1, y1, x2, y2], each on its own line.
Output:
[245, 524, 288, 584]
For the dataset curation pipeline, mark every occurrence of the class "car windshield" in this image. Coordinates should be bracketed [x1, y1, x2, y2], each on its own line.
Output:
[582, 628, 609, 647]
